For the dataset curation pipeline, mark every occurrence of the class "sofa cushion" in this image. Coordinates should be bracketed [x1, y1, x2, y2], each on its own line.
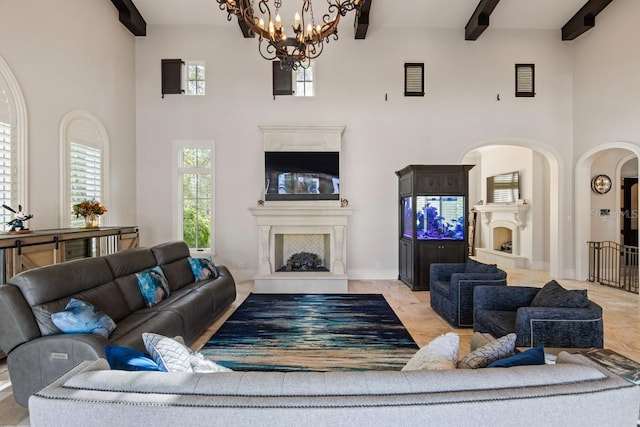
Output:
[429, 280, 451, 297]
[135, 267, 171, 307]
[464, 258, 498, 274]
[474, 309, 517, 338]
[487, 345, 545, 368]
[457, 333, 516, 369]
[402, 332, 459, 371]
[530, 280, 589, 308]
[51, 298, 116, 338]
[104, 345, 165, 372]
[188, 257, 218, 281]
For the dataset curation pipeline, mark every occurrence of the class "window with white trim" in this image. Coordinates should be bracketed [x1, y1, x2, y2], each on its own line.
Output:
[184, 61, 205, 96]
[60, 111, 110, 228]
[0, 56, 27, 233]
[174, 140, 214, 252]
[294, 65, 314, 97]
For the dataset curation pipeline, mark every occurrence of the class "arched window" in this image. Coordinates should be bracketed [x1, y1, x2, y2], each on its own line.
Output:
[60, 110, 110, 227]
[0, 56, 28, 229]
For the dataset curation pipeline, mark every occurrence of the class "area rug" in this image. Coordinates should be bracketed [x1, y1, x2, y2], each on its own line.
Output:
[199, 293, 419, 371]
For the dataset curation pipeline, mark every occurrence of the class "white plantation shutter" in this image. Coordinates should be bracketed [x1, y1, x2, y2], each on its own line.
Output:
[0, 121, 13, 226]
[515, 64, 535, 97]
[70, 142, 101, 226]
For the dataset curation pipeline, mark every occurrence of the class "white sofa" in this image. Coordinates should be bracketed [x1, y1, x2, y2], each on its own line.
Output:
[29, 352, 640, 427]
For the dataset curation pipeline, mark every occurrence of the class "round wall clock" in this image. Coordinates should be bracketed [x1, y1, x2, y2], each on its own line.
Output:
[591, 174, 612, 194]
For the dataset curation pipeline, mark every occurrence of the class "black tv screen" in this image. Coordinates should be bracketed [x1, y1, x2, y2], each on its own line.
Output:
[487, 171, 519, 203]
[265, 151, 339, 201]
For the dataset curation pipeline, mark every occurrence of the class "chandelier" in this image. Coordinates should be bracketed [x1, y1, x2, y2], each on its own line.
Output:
[217, 0, 366, 70]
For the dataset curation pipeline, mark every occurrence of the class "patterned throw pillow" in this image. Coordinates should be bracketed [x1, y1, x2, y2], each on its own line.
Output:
[188, 257, 218, 282]
[143, 332, 194, 372]
[51, 298, 116, 338]
[457, 333, 517, 369]
[135, 266, 171, 307]
[142, 332, 232, 373]
[402, 332, 460, 371]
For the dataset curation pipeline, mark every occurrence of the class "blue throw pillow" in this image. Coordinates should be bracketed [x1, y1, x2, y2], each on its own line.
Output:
[51, 298, 116, 338]
[188, 257, 218, 281]
[464, 258, 498, 274]
[105, 345, 165, 372]
[135, 266, 171, 307]
[487, 346, 546, 368]
[530, 280, 589, 308]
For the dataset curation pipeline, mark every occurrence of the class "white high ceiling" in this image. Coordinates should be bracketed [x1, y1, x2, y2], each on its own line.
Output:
[133, 0, 588, 31]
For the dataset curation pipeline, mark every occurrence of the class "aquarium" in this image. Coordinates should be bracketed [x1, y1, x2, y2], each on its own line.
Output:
[265, 151, 339, 201]
[402, 197, 413, 238]
[416, 195, 465, 240]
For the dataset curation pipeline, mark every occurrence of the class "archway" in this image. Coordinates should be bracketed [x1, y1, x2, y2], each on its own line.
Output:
[460, 139, 563, 278]
[575, 143, 640, 280]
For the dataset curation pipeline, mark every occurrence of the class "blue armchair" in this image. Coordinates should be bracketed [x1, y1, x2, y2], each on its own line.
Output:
[430, 261, 507, 327]
[473, 283, 604, 348]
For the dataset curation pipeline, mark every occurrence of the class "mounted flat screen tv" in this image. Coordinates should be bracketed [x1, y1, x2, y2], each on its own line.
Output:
[265, 151, 339, 201]
[487, 171, 520, 203]
[415, 195, 465, 240]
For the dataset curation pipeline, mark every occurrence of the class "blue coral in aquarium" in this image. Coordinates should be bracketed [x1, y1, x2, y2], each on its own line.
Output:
[416, 196, 465, 240]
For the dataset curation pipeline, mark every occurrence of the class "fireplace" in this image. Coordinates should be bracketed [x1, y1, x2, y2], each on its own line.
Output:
[249, 125, 352, 293]
[474, 201, 529, 268]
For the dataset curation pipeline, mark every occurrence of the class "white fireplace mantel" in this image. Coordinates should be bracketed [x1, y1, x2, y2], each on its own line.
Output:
[249, 205, 353, 293]
[474, 202, 530, 229]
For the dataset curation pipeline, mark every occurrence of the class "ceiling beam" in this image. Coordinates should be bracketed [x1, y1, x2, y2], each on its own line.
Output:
[111, 0, 146, 36]
[465, 0, 500, 41]
[354, 0, 373, 40]
[562, 0, 614, 40]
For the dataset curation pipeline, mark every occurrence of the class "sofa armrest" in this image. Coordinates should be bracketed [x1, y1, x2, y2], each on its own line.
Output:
[473, 285, 539, 312]
[429, 263, 465, 283]
[8, 333, 106, 407]
[515, 302, 604, 347]
[0, 285, 41, 354]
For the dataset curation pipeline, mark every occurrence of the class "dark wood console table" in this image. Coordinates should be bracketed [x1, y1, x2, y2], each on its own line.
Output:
[0, 226, 138, 281]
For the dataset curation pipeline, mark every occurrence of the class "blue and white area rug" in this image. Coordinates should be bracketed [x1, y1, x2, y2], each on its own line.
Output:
[200, 293, 419, 371]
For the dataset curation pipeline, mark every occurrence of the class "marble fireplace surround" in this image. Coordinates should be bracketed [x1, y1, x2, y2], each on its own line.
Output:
[249, 125, 352, 293]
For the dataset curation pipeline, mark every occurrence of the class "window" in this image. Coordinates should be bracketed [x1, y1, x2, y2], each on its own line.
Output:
[515, 64, 535, 97]
[69, 143, 102, 227]
[294, 65, 314, 97]
[0, 120, 13, 226]
[404, 63, 425, 97]
[174, 140, 214, 252]
[0, 56, 27, 229]
[185, 61, 205, 96]
[60, 110, 110, 227]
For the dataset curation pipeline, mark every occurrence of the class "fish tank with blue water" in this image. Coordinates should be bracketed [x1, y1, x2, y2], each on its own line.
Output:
[415, 196, 465, 240]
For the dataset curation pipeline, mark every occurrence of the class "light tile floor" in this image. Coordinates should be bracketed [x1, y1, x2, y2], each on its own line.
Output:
[1, 266, 639, 425]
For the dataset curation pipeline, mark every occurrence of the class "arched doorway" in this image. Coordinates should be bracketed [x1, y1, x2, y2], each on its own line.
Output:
[460, 139, 563, 278]
[575, 143, 640, 281]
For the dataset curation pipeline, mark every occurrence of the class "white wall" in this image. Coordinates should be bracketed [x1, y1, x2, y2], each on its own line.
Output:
[0, 0, 137, 228]
[572, 0, 640, 278]
[136, 24, 574, 280]
[573, 0, 640, 158]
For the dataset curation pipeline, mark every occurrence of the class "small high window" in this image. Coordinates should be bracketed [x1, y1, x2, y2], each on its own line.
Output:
[294, 65, 314, 97]
[185, 61, 205, 96]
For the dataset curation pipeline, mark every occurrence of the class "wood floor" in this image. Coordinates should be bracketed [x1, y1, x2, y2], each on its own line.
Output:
[1, 265, 639, 426]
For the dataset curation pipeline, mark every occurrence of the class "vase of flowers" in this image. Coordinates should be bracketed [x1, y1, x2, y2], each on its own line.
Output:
[73, 200, 107, 229]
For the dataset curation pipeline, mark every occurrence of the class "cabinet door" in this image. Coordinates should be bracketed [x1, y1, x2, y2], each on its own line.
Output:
[398, 239, 413, 284]
[439, 241, 466, 264]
